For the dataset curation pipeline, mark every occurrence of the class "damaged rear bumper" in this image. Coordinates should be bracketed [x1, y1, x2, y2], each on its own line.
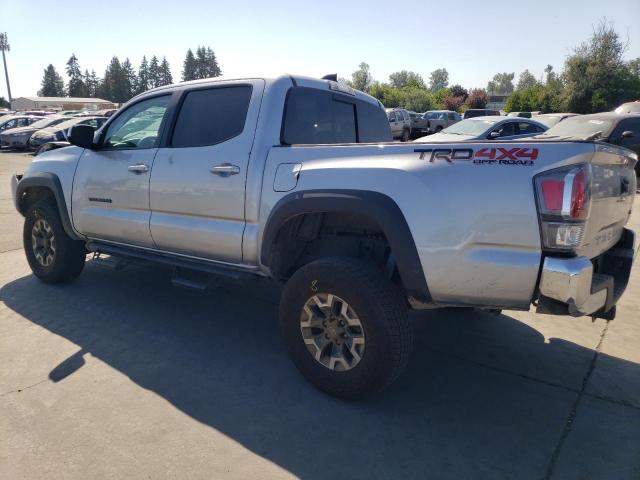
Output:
[537, 228, 635, 319]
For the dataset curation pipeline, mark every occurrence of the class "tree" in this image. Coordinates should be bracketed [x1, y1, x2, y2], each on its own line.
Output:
[486, 72, 515, 95]
[122, 58, 137, 99]
[84, 69, 100, 97]
[388, 70, 425, 89]
[182, 48, 197, 81]
[101, 56, 131, 103]
[158, 57, 173, 86]
[564, 20, 640, 113]
[432, 87, 451, 109]
[136, 56, 150, 94]
[429, 68, 449, 92]
[443, 95, 465, 112]
[516, 69, 539, 91]
[66, 54, 87, 97]
[148, 55, 160, 89]
[466, 88, 488, 109]
[400, 87, 434, 111]
[205, 47, 221, 77]
[38, 64, 65, 97]
[350, 62, 373, 92]
[449, 84, 468, 100]
[0, 96, 9, 108]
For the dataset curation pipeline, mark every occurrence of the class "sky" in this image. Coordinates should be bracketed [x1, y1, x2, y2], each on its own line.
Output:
[1, 0, 639, 99]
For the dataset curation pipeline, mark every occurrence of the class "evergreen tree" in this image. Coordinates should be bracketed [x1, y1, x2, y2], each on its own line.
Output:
[66, 54, 87, 97]
[205, 47, 221, 77]
[182, 48, 197, 81]
[84, 69, 100, 97]
[195, 46, 207, 79]
[101, 56, 129, 103]
[122, 58, 137, 100]
[136, 56, 150, 94]
[38, 64, 65, 97]
[148, 55, 160, 89]
[158, 57, 173, 86]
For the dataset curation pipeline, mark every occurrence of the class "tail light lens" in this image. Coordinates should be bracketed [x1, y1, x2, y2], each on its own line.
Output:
[534, 164, 591, 251]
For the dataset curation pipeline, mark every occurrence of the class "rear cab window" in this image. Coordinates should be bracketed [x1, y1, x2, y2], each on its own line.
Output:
[282, 87, 391, 144]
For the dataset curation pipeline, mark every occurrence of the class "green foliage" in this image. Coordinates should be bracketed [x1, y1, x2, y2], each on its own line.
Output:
[388, 70, 425, 89]
[487, 72, 514, 95]
[0, 96, 9, 108]
[350, 62, 373, 92]
[432, 87, 451, 108]
[148, 55, 160, 89]
[136, 56, 150, 94]
[66, 54, 87, 97]
[369, 82, 434, 111]
[38, 64, 65, 97]
[182, 49, 197, 81]
[516, 69, 539, 91]
[429, 68, 449, 92]
[449, 84, 468, 100]
[564, 20, 640, 113]
[158, 57, 173, 86]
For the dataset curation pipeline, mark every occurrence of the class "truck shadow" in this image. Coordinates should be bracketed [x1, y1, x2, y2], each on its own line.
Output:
[1, 260, 638, 479]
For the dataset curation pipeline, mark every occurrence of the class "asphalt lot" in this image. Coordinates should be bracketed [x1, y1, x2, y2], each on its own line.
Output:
[1, 150, 639, 480]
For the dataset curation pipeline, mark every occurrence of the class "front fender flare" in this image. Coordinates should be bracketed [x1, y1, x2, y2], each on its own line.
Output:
[15, 172, 84, 241]
[261, 189, 430, 302]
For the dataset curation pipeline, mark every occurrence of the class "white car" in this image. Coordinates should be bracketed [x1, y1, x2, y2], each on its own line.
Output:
[415, 116, 547, 142]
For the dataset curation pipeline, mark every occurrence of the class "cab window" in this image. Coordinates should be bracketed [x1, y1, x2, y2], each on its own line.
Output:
[102, 95, 170, 150]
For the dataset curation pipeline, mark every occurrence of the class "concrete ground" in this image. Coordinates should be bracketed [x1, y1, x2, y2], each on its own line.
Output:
[1, 150, 639, 480]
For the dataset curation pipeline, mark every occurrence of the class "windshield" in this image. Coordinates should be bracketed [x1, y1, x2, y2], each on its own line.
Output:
[442, 118, 497, 135]
[540, 116, 615, 139]
[30, 117, 65, 129]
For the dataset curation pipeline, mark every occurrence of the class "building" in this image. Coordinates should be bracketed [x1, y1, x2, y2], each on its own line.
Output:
[486, 94, 510, 113]
[10, 96, 116, 111]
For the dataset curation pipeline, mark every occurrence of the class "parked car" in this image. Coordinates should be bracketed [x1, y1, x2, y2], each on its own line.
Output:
[0, 109, 15, 117]
[28, 116, 107, 150]
[614, 101, 640, 114]
[20, 110, 55, 116]
[0, 116, 67, 149]
[408, 111, 430, 138]
[11, 74, 636, 399]
[507, 111, 531, 118]
[57, 110, 83, 116]
[386, 108, 412, 141]
[423, 110, 462, 133]
[0, 115, 39, 133]
[533, 113, 579, 128]
[533, 112, 640, 176]
[463, 108, 500, 119]
[415, 116, 547, 142]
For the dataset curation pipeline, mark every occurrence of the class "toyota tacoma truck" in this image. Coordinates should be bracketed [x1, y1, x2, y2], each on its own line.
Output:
[11, 75, 638, 399]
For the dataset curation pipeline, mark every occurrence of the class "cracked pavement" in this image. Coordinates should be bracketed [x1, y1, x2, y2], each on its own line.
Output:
[1, 150, 639, 479]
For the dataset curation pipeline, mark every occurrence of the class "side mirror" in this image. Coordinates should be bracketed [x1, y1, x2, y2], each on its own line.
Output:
[488, 131, 501, 139]
[68, 124, 96, 149]
[621, 130, 634, 139]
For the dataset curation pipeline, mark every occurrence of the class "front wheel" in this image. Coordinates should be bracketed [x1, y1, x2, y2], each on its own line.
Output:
[401, 129, 411, 142]
[23, 200, 86, 283]
[280, 257, 413, 399]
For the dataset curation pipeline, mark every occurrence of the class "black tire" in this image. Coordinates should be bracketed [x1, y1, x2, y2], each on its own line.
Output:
[435, 126, 443, 132]
[23, 200, 86, 283]
[401, 129, 410, 142]
[280, 257, 413, 399]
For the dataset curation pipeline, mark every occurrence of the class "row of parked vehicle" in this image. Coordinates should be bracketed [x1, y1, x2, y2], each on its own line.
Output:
[0, 110, 114, 154]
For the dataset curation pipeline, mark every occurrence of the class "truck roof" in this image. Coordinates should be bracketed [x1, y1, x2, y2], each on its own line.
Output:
[132, 74, 384, 108]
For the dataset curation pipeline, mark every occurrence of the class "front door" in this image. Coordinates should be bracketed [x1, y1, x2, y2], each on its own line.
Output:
[149, 80, 264, 263]
[72, 94, 172, 247]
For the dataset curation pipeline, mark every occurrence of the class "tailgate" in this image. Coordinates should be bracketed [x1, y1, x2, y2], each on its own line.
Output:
[579, 144, 637, 259]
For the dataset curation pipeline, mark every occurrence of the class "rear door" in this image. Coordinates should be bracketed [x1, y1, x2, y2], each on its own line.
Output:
[149, 80, 264, 263]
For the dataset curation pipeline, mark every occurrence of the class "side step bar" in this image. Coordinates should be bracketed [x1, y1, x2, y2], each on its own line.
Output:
[85, 241, 260, 283]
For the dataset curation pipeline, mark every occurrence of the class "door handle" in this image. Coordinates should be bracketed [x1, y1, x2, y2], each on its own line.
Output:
[128, 164, 149, 174]
[210, 163, 240, 177]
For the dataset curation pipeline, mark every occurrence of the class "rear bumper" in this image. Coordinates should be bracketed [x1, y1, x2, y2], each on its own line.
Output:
[537, 228, 635, 318]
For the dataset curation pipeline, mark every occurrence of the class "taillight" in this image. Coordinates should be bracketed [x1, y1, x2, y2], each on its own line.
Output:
[534, 164, 591, 251]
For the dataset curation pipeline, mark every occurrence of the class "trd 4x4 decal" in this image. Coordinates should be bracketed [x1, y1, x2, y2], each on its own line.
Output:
[414, 147, 538, 165]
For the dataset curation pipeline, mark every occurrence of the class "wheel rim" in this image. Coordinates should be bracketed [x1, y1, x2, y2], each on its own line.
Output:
[300, 293, 365, 372]
[31, 218, 56, 267]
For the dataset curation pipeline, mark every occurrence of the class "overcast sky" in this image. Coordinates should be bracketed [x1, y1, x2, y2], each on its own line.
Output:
[1, 0, 639, 99]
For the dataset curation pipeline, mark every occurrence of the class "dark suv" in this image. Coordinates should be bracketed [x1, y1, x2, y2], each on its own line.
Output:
[463, 109, 500, 119]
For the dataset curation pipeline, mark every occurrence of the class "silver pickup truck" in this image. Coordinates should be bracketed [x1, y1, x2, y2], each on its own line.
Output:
[11, 75, 637, 399]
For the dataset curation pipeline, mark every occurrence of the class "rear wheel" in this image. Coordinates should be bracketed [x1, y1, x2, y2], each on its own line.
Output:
[280, 257, 413, 399]
[435, 126, 443, 132]
[23, 200, 86, 283]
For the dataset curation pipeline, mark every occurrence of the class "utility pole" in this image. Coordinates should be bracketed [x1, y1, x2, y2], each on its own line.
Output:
[0, 33, 12, 104]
